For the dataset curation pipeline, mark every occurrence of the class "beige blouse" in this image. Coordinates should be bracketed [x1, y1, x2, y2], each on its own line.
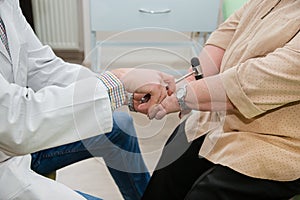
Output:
[185, 0, 300, 181]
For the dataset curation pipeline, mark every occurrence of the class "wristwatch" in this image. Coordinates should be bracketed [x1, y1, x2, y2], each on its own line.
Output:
[176, 84, 189, 111]
[127, 93, 137, 112]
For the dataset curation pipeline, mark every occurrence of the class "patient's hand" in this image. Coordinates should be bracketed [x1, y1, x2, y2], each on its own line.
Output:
[147, 94, 181, 120]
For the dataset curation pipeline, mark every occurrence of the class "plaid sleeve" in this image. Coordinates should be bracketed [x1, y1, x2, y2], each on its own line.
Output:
[98, 71, 127, 111]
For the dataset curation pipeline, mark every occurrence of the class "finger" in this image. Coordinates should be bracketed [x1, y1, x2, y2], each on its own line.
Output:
[161, 73, 176, 96]
[137, 101, 151, 114]
[134, 100, 148, 114]
[138, 93, 160, 113]
[138, 87, 166, 113]
[147, 86, 162, 106]
[133, 93, 147, 100]
[132, 93, 150, 114]
[157, 87, 168, 104]
[140, 86, 167, 104]
[155, 109, 167, 120]
[147, 104, 163, 120]
[134, 83, 167, 113]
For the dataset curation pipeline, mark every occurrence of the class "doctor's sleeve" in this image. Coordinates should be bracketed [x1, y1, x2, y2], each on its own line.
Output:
[0, 71, 115, 156]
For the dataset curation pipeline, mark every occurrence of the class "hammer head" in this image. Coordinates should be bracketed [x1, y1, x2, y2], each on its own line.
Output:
[191, 57, 203, 80]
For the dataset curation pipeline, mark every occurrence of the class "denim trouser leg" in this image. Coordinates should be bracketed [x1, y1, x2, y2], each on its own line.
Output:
[76, 191, 102, 200]
[31, 111, 150, 200]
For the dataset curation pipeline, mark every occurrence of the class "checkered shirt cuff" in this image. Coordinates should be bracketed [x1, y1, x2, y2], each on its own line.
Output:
[98, 71, 127, 111]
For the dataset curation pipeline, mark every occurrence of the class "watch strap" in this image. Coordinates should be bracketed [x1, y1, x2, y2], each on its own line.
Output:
[176, 84, 189, 111]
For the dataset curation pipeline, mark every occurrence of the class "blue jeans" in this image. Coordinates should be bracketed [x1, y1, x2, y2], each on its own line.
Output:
[76, 191, 102, 200]
[31, 111, 150, 200]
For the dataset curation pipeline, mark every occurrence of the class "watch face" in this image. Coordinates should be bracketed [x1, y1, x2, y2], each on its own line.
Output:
[176, 87, 185, 98]
[176, 85, 188, 110]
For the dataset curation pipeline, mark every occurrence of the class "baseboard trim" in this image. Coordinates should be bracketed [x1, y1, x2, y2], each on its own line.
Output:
[54, 50, 84, 64]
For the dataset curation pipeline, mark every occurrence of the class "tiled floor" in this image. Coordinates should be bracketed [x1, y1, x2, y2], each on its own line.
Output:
[56, 111, 181, 200]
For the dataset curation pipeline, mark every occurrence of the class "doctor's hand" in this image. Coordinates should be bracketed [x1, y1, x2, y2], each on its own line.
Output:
[111, 68, 176, 113]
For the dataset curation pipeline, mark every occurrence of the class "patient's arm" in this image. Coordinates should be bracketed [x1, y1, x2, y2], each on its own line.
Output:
[148, 45, 232, 119]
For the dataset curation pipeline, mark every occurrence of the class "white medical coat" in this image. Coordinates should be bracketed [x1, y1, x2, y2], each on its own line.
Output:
[0, 0, 113, 199]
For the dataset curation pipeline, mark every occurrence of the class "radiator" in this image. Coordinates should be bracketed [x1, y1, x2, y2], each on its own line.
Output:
[31, 0, 80, 50]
